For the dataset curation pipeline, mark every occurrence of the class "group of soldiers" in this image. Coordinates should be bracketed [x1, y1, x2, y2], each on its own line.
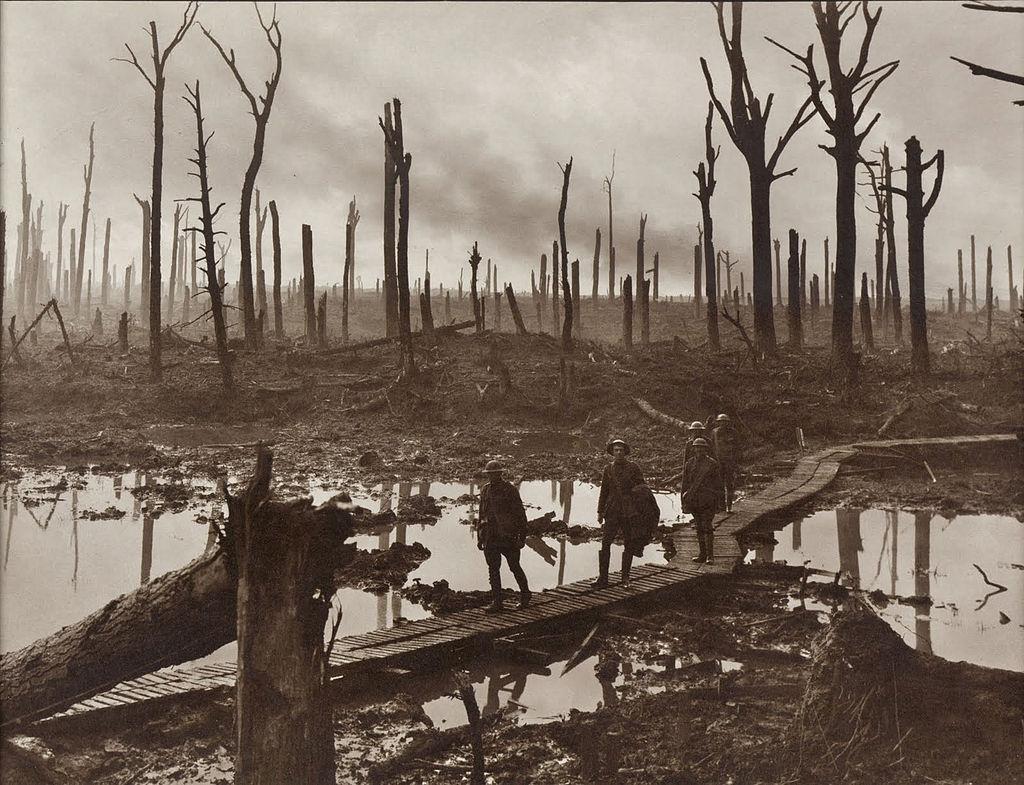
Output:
[475, 414, 741, 613]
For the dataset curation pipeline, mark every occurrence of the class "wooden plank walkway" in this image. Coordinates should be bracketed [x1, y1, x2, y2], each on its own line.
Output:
[43, 432, 1016, 723]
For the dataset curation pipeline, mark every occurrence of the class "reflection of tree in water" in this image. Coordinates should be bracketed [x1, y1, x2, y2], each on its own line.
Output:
[914, 511, 933, 655]
[71, 489, 80, 590]
[836, 508, 863, 587]
[4, 483, 16, 568]
[559, 480, 573, 525]
[888, 509, 899, 598]
[140, 474, 153, 585]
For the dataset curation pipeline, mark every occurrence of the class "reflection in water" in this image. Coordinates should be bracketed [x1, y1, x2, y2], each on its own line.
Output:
[0, 472, 680, 663]
[748, 508, 1024, 672]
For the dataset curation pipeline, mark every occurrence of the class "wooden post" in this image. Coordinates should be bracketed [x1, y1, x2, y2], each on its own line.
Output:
[302, 224, 316, 344]
[787, 229, 802, 349]
[591, 227, 601, 301]
[652, 251, 660, 301]
[505, 284, 528, 335]
[946, 287, 954, 314]
[622, 274, 633, 350]
[860, 272, 874, 350]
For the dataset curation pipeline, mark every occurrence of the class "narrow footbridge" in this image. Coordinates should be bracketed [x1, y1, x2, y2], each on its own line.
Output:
[42, 433, 1016, 721]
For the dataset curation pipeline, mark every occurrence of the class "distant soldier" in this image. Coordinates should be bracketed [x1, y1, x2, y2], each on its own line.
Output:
[478, 460, 531, 613]
[712, 413, 741, 511]
[595, 438, 647, 587]
[680, 437, 724, 564]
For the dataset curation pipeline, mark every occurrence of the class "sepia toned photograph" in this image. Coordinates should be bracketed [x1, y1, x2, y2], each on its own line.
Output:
[0, 1, 1021, 783]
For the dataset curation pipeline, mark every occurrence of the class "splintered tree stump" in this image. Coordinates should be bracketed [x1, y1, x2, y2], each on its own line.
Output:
[505, 284, 528, 335]
[787, 229, 802, 349]
[119, 312, 129, 354]
[622, 274, 633, 350]
[227, 446, 353, 785]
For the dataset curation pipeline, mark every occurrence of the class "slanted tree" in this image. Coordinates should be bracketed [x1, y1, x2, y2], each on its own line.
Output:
[885, 136, 944, 373]
[183, 81, 232, 391]
[770, 0, 899, 375]
[692, 103, 721, 350]
[603, 151, 616, 298]
[202, 5, 283, 350]
[557, 158, 574, 351]
[117, 2, 198, 378]
[702, 0, 816, 354]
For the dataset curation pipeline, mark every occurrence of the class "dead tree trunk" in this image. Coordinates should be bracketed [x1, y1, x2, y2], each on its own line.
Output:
[694, 240, 703, 312]
[382, 103, 399, 338]
[379, 98, 414, 374]
[184, 81, 233, 391]
[552, 241, 559, 326]
[123, 265, 132, 311]
[591, 227, 601, 301]
[889, 135, 943, 373]
[469, 242, 482, 333]
[202, 6, 283, 350]
[882, 147, 903, 344]
[73, 125, 94, 316]
[986, 246, 993, 339]
[957, 250, 965, 316]
[270, 200, 283, 338]
[539, 253, 548, 309]
[16, 141, 30, 320]
[558, 158, 574, 352]
[635, 214, 647, 334]
[1007, 245, 1017, 314]
[787, 229, 802, 349]
[774, 238, 782, 307]
[118, 4, 198, 377]
[701, 2, 815, 355]
[622, 274, 633, 350]
[640, 278, 651, 346]
[54, 203, 68, 305]
[571, 259, 580, 329]
[167, 204, 181, 320]
[859, 272, 874, 350]
[119, 311, 129, 353]
[603, 152, 616, 299]
[505, 284, 528, 335]
[302, 225, 317, 344]
[317, 292, 327, 348]
[694, 104, 721, 350]
[772, 1, 898, 374]
[254, 189, 268, 318]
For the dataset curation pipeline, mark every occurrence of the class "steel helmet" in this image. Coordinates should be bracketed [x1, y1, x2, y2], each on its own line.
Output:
[606, 438, 630, 455]
[483, 460, 504, 473]
[688, 421, 705, 431]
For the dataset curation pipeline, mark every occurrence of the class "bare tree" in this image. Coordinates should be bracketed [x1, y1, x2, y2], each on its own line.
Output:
[55, 203, 68, 305]
[702, 0, 816, 354]
[591, 227, 601, 301]
[16, 141, 31, 320]
[183, 81, 233, 391]
[72, 125, 95, 316]
[101, 218, 111, 306]
[770, 0, 899, 374]
[117, 1, 198, 378]
[951, 2, 1024, 106]
[269, 199, 283, 338]
[692, 103, 721, 350]
[379, 98, 414, 374]
[382, 103, 399, 337]
[885, 136, 944, 374]
[602, 151, 616, 298]
[202, 3, 283, 350]
[557, 158, 574, 351]
[342, 197, 359, 344]
[254, 188, 269, 319]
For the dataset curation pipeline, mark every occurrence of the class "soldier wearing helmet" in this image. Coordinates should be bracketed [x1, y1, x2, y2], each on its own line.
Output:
[681, 420, 707, 467]
[680, 437, 724, 564]
[478, 460, 531, 613]
[711, 413, 741, 512]
[594, 438, 647, 587]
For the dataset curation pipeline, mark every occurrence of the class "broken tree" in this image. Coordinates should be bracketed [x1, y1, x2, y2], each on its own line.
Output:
[693, 103, 721, 350]
[558, 158, 574, 351]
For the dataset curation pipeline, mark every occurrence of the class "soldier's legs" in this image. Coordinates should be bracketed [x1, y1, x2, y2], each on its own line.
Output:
[620, 544, 633, 584]
[691, 512, 710, 561]
[484, 546, 504, 609]
[594, 517, 620, 586]
[502, 547, 531, 598]
[722, 463, 736, 511]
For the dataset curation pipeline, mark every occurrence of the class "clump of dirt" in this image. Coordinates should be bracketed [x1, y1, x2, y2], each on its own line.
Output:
[396, 495, 441, 525]
[79, 506, 127, 521]
[334, 542, 431, 594]
[401, 578, 524, 614]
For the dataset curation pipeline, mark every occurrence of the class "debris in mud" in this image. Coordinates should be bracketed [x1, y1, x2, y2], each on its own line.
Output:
[402, 579, 519, 614]
[351, 506, 399, 533]
[79, 505, 127, 521]
[397, 495, 442, 524]
[335, 542, 432, 594]
[358, 450, 384, 468]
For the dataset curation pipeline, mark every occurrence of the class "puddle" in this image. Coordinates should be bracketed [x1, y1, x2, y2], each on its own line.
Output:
[0, 473, 682, 662]
[746, 508, 1024, 672]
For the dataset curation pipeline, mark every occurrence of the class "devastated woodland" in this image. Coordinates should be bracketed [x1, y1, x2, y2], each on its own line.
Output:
[0, 2, 1021, 784]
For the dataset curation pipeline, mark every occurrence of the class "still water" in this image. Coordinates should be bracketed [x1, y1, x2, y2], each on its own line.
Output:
[0, 472, 682, 658]
[746, 508, 1024, 672]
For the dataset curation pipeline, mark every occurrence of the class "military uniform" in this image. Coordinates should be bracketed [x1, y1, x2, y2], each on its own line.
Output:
[478, 477, 530, 608]
[712, 421, 741, 511]
[681, 451, 724, 563]
[596, 458, 646, 583]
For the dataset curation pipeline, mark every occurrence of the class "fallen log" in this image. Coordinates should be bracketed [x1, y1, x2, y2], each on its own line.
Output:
[635, 397, 689, 430]
[0, 547, 235, 728]
[320, 318, 475, 356]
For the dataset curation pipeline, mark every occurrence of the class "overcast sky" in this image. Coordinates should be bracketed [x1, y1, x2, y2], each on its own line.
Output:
[2, 1, 1022, 299]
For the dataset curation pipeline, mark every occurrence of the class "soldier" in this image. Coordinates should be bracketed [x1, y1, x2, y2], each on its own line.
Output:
[680, 437, 724, 564]
[594, 438, 646, 587]
[712, 413, 741, 511]
[683, 420, 707, 465]
[478, 460, 531, 613]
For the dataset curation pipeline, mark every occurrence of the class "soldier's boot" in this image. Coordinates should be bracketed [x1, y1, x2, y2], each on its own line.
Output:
[691, 525, 707, 563]
[705, 533, 715, 564]
[620, 549, 633, 586]
[485, 580, 504, 614]
[519, 588, 532, 609]
[592, 546, 611, 588]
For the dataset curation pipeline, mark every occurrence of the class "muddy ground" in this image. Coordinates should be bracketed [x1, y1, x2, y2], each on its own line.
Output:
[3, 568, 1021, 785]
[1, 299, 1022, 784]
[2, 297, 1021, 517]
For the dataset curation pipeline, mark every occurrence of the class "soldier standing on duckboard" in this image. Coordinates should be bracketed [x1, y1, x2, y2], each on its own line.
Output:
[478, 460, 531, 614]
[594, 438, 646, 587]
[680, 437, 724, 564]
[712, 413, 741, 512]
